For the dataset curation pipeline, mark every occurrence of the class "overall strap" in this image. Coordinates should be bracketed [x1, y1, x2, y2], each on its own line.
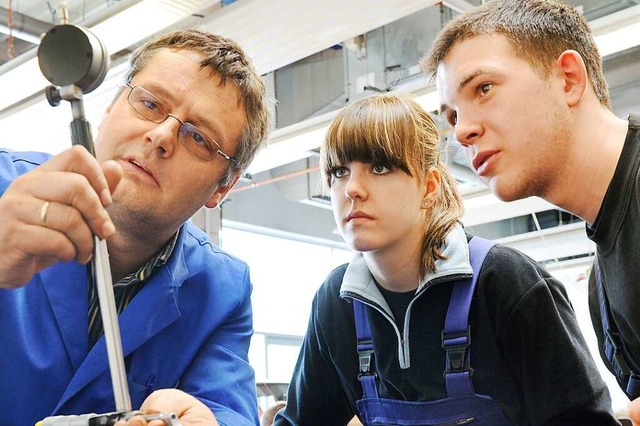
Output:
[593, 256, 640, 399]
[353, 299, 379, 398]
[442, 236, 496, 398]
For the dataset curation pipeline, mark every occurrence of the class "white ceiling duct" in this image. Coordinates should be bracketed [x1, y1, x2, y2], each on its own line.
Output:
[199, 0, 440, 75]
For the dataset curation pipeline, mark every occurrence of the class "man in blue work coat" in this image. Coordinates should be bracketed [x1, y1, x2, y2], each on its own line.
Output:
[0, 29, 270, 426]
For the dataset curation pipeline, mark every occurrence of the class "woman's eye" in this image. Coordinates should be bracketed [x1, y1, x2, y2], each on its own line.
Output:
[332, 166, 348, 178]
[372, 164, 390, 174]
[479, 83, 493, 95]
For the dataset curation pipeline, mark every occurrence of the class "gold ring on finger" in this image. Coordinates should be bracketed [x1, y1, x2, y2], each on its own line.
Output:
[40, 201, 51, 226]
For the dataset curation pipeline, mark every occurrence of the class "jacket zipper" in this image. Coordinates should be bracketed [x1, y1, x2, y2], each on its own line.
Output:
[346, 273, 471, 370]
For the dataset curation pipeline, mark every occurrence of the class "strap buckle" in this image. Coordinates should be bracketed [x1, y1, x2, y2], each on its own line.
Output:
[606, 328, 632, 377]
[357, 340, 375, 379]
[442, 326, 473, 376]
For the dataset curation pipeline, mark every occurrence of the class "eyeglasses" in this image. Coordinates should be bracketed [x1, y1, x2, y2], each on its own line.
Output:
[125, 83, 235, 162]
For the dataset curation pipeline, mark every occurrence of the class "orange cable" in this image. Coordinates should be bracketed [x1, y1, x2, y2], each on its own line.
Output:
[7, 0, 15, 59]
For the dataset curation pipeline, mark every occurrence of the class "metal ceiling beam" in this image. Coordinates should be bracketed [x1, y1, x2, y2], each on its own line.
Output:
[0, 7, 53, 44]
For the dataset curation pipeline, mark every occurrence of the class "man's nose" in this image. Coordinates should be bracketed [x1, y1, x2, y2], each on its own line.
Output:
[145, 114, 182, 156]
[454, 112, 483, 147]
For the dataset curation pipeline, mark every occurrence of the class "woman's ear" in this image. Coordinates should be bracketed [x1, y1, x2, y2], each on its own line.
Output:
[422, 167, 441, 208]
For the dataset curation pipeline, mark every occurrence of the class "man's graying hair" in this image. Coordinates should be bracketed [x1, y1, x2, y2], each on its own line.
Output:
[422, 0, 611, 109]
[126, 29, 271, 186]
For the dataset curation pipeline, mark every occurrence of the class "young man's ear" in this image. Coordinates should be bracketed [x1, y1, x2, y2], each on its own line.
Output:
[555, 50, 588, 107]
[422, 167, 442, 208]
[205, 174, 241, 209]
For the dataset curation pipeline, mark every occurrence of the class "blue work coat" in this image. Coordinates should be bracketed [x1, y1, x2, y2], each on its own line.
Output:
[0, 150, 259, 426]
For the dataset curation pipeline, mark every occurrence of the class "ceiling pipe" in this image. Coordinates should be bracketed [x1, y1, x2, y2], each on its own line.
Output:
[231, 166, 320, 194]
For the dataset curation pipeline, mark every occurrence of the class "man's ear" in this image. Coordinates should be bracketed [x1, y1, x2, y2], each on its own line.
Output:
[422, 167, 441, 208]
[555, 50, 588, 107]
[205, 174, 241, 209]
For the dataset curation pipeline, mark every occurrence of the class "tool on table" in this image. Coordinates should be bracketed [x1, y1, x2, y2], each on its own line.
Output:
[37, 412, 181, 426]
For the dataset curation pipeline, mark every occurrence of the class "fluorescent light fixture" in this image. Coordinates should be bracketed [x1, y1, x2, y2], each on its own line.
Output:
[594, 21, 640, 57]
[592, 4, 640, 57]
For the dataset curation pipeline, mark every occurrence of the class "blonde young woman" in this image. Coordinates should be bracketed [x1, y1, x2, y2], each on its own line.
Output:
[274, 93, 617, 426]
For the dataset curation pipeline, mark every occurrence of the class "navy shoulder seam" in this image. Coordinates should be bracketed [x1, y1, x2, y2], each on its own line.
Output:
[12, 158, 44, 167]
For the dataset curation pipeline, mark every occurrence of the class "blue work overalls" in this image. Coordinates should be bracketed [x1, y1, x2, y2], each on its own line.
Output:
[593, 257, 640, 399]
[352, 237, 513, 426]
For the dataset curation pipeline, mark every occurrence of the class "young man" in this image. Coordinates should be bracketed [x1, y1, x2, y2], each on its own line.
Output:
[0, 29, 270, 426]
[422, 0, 640, 420]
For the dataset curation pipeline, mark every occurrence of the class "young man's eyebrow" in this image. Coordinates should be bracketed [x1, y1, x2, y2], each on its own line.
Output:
[457, 70, 486, 93]
[438, 69, 491, 115]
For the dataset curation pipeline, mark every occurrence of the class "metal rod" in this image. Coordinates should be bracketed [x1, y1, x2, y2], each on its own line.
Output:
[93, 236, 132, 412]
[68, 95, 131, 412]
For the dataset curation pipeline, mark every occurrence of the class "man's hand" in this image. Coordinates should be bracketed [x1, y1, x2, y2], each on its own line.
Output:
[260, 401, 285, 426]
[0, 146, 122, 288]
[121, 389, 219, 426]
